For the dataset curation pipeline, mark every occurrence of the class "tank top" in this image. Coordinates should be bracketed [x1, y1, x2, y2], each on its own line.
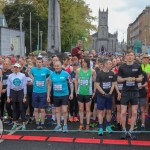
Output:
[78, 68, 92, 95]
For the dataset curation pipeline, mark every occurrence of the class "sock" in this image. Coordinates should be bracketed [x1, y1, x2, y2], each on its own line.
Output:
[41, 121, 45, 125]
[99, 124, 103, 128]
[141, 124, 145, 127]
[36, 121, 39, 125]
[52, 115, 56, 121]
[106, 121, 110, 127]
[61, 116, 64, 121]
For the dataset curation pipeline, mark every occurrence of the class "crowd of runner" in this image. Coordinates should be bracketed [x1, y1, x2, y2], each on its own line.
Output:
[0, 40, 150, 140]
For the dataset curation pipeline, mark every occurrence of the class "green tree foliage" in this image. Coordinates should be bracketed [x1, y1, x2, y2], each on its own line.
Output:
[59, 0, 96, 51]
[3, 3, 48, 54]
[1, 0, 96, 53]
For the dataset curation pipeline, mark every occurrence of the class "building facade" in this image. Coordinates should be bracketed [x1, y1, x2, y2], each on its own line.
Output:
[127, 6, 150, 53]
[92, 9, 118, 52]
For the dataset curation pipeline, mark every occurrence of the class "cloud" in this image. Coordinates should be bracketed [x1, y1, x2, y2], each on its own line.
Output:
[85, 0, 150, 41]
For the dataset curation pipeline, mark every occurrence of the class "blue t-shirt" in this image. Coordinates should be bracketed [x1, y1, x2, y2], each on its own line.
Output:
[30, 67, 52, 93]
[50, 70, 70, 96]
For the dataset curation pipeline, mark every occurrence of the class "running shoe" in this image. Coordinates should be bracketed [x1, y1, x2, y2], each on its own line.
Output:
[128, 130, 137, 140]
[36, 124, 41, 130]
[141, 125, 145, 131]
[73, 117, 79, 122]
[79, 125, 85, 130]
[54, 125, 62, 131]
[90, 122, 97, 128]
[68, 116, 73, 122]
[63, 125, 68, 132]
[22, 125, 26, 130]
[11, 124, 17, 130]
[106, 126, 113, 133]
[85, 124, 90, 131]
[120, 129, 127, 139]
[40, 124, 46, 130]
[98, 128, 103, 136]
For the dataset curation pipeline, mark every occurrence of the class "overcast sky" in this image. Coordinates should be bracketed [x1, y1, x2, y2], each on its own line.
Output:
[85, 0, 150, 42]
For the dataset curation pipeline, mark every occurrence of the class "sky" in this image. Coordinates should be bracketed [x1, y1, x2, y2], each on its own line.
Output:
[85, 0, 150, 42]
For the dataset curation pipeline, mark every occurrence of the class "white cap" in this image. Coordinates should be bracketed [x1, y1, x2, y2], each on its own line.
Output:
[14, 63, 21, 68]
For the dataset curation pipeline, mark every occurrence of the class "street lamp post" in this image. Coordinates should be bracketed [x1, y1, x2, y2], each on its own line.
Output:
[18, 16, 24, 56]
[40, 31, 43, 50]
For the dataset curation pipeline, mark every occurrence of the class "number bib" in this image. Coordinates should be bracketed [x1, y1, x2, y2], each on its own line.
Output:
[2, 79, 7, 85]
[80, 79, 88, 86]
[102, 82, 111, 89]
[36, 81, 44, 87]
[118, 83, 123, 90]
[126, 81, 135, 87]
[54, 84, 62, 91]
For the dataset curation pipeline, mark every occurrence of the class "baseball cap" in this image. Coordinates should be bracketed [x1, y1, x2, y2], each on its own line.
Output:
[14, 63, 21, 68]
[142, 54, 149, 58]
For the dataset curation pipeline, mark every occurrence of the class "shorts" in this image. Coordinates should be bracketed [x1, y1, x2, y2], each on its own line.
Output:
[121, 91, 138, 105]
[53, 96, 69, 107]
[77, 95, 92, 103]
[96, 95, 112, 110]
[32, 92, 47, 108]
[139, 98, 146, 107]
[10, 89, 24, 102]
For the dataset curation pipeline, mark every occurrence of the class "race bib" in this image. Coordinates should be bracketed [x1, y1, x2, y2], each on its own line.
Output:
[118, 83, 123, 90]
[137, 82, 142, 89]
[2, 79, 7, 85]
[102, 82, 111, 89]
[54, 84, 62, 91]
[36, 81, 44, 87]
[80, 79, 88, 86]
[126, 81, 135, 87]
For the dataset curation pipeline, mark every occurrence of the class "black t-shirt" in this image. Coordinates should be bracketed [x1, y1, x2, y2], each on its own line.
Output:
[2, 69, 12, 89]
[118, 63, 142, 92]
[137, 71, 147, 98]
[96, 70, 116, 95]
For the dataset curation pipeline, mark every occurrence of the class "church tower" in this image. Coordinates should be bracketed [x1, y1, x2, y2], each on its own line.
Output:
[98, 8, 108, 39]
[92, 8, 118, 52]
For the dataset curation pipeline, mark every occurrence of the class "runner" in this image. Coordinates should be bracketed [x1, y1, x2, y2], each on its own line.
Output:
[75, 57, 96, 130]
[7, 63, 27, 130]
[137, 71, 147, 131]
[118, 50, 142, 139]
[95, 58, 115, 135]
[47, 61, 73, 132]
[29, 57, 51, 130]
[1, 60, 12, 124]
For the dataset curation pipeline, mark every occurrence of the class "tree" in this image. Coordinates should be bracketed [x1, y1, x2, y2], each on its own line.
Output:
[3, 3, 48, 54]
[1, 0, 96, 53]
[59, 0, 96, 51]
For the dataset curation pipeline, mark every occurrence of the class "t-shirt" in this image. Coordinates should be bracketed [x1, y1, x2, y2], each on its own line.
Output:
[30, 67, 51, 93]
[118, 63, 142, 92]
[50, 70, 70, 96]
[96, 70, 115, 96]
[137, 71, 147, 98]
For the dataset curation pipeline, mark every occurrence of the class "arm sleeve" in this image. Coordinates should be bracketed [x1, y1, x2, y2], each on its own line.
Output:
[117, 66, 123, 77]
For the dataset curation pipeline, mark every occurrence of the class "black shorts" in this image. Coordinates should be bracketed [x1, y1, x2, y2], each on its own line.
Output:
[121, 91, 138, 105]
[54, 96, 69, 107]
[10, 89, 24, 102]
[77, 95, 92, 103]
